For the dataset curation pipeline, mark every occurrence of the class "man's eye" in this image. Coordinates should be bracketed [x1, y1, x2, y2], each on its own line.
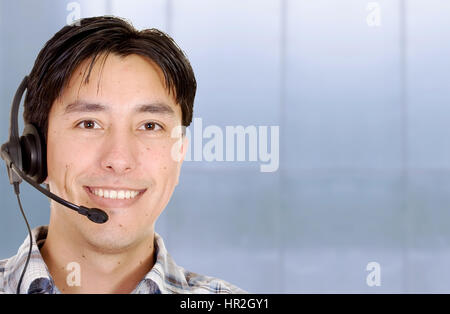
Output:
[139, 122, 163, 131]
[77, 120, 100, 129]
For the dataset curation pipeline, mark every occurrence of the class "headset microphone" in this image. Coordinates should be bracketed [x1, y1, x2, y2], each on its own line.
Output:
[1, 155, 108, 224]
[0, 76, 108, 224]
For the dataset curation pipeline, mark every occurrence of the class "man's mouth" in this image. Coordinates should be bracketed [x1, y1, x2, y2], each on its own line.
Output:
[83, 186, 147, 208]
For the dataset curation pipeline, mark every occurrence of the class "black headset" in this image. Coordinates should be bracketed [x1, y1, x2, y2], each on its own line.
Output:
[1, 76, 47, 185]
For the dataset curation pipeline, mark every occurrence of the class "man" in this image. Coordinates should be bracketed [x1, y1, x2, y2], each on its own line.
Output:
[0, 16, 245, 294]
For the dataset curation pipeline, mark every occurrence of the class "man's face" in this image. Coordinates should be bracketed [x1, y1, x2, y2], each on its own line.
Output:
[46, 53, 187, 252]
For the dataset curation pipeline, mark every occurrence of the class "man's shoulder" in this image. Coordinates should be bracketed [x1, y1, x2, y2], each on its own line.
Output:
[180, 267, 247, 294]
[148, 232, 247, 294]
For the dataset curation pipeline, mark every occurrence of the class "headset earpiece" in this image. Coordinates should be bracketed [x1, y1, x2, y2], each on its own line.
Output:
[19, 124, 47, 184]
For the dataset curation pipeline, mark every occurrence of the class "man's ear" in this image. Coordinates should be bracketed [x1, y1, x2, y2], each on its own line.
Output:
[43, 177, 50, 191]
[174, 135, 189, 186]
[171, 127, 189, 163]
[179, 135, 189, 163]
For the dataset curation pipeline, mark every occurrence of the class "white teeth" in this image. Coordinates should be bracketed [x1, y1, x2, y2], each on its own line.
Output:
[90, 188, 141, 200]
[110, 190, 117, 199]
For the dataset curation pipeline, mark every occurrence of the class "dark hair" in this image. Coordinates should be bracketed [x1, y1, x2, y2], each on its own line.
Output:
[24, 16, 196, 141]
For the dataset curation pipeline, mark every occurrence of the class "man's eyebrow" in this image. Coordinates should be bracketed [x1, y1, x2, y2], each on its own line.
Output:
[63, 100, 175, 116]
[135, 102, 175, 116]
[63, 101, 106, 114]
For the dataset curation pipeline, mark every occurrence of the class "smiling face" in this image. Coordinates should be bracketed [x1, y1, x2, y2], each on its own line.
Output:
[46, 53, 187, 252]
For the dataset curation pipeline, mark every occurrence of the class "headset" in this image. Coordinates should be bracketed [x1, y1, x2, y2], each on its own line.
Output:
[0, 76, 109, 293]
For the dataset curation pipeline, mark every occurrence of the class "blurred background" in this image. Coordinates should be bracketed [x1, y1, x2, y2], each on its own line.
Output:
[1, 0, 450, 293]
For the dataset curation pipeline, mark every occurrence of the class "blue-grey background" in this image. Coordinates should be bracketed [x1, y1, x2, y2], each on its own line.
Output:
[1, 0, 449, 293]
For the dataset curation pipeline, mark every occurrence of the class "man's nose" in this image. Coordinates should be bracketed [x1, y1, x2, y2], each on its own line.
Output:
[100, 129, 137, 174]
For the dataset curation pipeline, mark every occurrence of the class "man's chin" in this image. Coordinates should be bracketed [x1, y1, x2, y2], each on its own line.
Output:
[81, 231, 138, 254]
[76, 221, 153, 253]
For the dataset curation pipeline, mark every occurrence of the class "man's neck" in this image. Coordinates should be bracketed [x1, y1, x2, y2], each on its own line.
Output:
[39, 222, 155, 294]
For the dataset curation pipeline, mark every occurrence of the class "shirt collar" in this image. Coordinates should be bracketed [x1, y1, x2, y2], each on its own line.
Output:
[3, 226, 56, 294]
[137, 232, 191, 294]
[4, 225, 190, 294]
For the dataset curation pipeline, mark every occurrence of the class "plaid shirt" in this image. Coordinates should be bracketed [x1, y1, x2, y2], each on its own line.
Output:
[0, 226, 246, 294]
